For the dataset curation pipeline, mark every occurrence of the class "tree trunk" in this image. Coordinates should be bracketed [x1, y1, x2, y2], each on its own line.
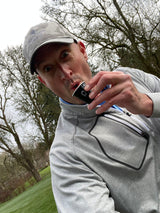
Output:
[29, 166, 41, 182]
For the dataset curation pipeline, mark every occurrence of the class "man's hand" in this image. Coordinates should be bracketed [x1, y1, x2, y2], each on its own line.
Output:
[85, 71, 153, 116]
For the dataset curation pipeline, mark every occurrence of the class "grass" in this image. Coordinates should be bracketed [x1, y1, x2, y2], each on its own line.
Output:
[0, 167, 58, 213]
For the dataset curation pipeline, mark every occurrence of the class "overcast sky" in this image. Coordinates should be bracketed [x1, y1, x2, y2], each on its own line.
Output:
[0, 0, 43, 51]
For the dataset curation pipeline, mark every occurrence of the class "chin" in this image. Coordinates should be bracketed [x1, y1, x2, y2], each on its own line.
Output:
[70, 97, 86, 105]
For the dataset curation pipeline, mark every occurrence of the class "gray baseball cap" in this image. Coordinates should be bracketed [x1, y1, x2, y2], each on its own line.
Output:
[23, 21, 75, 74]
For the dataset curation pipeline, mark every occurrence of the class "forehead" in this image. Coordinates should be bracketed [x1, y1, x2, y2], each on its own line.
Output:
[33, 43, 70, 66]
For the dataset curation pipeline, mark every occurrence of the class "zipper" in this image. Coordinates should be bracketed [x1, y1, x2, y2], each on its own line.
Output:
[103, 113, 149, 140]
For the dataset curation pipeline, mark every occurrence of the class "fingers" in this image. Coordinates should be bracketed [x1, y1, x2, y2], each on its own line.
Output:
[85, 71, 127, 100]
[85, 70, 146, 115]
[85, 71, 110, 91]
[87, 85, 120, 109]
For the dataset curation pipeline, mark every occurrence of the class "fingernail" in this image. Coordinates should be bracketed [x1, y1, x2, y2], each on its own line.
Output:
[84, 85, 89, 90]
[89, 91, 94, 99]
[96, 108, 101, 114]
[87, 104, 93, 110]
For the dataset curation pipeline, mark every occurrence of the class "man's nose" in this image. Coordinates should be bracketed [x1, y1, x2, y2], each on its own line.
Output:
[58, 64, 72, 80]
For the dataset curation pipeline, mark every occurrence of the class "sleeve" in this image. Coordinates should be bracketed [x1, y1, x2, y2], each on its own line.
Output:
[114, 67, 160, 117]
[49, 145, 120, 213]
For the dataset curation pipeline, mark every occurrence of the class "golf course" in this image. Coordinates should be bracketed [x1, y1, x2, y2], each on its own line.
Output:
[0, 167, 58, 213]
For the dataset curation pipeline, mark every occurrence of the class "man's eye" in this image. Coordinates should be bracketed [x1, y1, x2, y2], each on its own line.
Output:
[44, 65, 53, 72]
[61, 51, 69, 59]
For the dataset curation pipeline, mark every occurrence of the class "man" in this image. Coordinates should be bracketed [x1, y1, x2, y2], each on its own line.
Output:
[23, 21, 160, 213]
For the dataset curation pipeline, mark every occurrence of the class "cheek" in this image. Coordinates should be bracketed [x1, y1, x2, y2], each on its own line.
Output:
[80, 61, 91, 78]
[43, 78, 56, 91]
[75, 58, 90, 74]
[46, 80, 64, 96]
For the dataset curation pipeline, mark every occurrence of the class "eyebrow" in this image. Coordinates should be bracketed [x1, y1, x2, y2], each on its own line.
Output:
[36, 43, 70, 58]
[34, 43, 72, 72]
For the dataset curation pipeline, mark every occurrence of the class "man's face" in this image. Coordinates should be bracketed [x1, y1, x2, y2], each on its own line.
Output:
[35, 42, 92, 104]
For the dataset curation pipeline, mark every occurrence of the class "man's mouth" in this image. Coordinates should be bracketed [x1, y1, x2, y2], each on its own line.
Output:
[71, 81, 81, 91]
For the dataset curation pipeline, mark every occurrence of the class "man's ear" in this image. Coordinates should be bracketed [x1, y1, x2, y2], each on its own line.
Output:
[37, 75, 46, 86]
[78, 41, 88, 60]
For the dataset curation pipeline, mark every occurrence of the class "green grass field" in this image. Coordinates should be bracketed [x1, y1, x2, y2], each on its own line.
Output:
[0, 167, 58, 213]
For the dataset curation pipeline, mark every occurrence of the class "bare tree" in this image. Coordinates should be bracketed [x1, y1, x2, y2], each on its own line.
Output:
[0, 84, 41, 182]
[41, 0, 160, 77]
[0, 45, 60, 182]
